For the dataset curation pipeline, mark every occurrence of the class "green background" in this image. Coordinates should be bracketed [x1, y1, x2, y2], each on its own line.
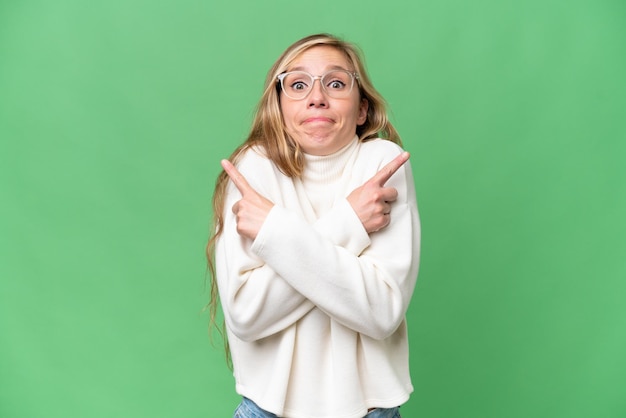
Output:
[1, 0, 625, 417]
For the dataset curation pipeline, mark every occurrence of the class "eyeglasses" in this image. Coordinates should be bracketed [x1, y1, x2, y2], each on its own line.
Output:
[277, 70, 359, 100]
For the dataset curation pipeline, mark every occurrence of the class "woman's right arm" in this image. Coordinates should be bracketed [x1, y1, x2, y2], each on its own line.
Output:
[216, 156, 315, 342]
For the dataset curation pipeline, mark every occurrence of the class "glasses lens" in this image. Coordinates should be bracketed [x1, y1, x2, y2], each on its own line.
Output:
[321, 71, 354, 98]
[282, 72, 313, 100]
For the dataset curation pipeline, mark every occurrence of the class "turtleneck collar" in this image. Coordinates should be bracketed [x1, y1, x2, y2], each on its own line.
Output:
[301, 136, 359, 184]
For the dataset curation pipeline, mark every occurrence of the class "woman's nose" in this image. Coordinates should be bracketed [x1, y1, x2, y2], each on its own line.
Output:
[307, 79, 327, 107]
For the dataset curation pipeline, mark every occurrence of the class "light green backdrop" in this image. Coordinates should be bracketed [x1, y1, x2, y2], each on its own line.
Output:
[1, 0, 625, 417]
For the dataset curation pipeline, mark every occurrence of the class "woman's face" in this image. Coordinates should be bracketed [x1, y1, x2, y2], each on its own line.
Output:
[279, 46, 368, 156]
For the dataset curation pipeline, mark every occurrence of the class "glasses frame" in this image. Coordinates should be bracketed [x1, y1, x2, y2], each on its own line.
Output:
[276, 69, 360, 100]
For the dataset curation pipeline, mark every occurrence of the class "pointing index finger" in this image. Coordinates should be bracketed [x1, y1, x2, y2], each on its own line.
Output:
[372, 151, 410, 186]
[221, 159, 253, 196]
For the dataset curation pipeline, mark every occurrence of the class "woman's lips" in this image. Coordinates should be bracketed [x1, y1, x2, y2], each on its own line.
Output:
[303, 116, 333, 124]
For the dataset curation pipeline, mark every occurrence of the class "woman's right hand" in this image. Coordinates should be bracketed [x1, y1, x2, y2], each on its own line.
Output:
[222, 159, 275, 241]
[346, 151, 410, 233]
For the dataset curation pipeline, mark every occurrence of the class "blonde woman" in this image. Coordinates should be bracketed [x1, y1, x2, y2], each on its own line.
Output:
[207, 33, 421, 418]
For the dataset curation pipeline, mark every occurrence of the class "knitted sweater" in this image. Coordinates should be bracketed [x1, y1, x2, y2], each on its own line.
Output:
[215, 137, 421, 418]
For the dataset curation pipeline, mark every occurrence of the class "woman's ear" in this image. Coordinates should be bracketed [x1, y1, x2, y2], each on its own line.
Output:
[357, 98, 369, 126]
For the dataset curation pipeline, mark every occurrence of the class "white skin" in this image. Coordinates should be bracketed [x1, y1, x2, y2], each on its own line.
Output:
[222, 46, 410, 239]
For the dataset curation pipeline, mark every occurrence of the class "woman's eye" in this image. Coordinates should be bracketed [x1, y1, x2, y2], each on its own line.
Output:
[291, 81, 308, 90]
[327, 80, 346, 90]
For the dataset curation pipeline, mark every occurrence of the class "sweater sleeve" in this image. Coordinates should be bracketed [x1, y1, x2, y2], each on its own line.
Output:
[251, 157, 420, 340]
[312, 198, 371, 255]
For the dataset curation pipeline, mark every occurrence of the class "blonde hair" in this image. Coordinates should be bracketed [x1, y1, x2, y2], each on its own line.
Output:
[206, 33, 401, 354]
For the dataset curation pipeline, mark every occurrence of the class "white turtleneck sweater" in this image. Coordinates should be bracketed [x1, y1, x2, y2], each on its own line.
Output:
[215, 137, 420, 418]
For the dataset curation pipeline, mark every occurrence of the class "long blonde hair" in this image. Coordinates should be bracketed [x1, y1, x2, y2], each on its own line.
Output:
[206, 33, 401, 352]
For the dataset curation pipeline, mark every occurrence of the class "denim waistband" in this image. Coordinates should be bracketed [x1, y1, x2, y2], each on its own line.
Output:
[234, 397, 400, 418]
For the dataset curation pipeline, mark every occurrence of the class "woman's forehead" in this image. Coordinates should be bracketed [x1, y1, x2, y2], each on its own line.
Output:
[287, 46, 352, 72]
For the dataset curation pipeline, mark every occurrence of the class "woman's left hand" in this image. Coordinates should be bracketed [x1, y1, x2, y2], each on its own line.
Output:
[222, 159, 274, 240]
[346, 151, 409, 233]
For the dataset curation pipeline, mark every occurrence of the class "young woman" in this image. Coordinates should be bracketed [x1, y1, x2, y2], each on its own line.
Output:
[207, 33, 421, 418]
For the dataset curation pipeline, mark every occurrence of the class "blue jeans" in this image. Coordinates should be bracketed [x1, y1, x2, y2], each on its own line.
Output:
[233, 397, 401, 418]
